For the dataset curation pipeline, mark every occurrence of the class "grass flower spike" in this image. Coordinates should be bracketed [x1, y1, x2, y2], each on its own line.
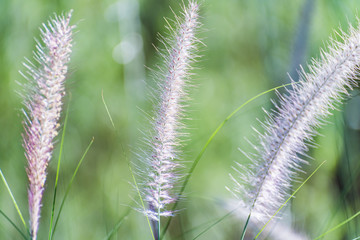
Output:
[140, 0, 201, 236]
[230, 23, 360, 223]
[21, 11, 74, 240]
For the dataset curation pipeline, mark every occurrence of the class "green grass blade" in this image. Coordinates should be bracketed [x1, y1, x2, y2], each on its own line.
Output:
[128, 163, 155, 240]
[160, 83, 294, 239]
[48, 101, 70, 240]
[314, 210, 360, 240]
[192, 206, 241, 240]
[0, 169, 27, 232]
[254, 160, 326, 239]
[318, 139, 360, 235]
[176, 142, 323, 240]
[102, 89, 115, 129]
[103, 205, 132, 240]
[50, 137, 94, 240]
[174, 218, 215, 239]
[240, 214, 251, 240]
[0, 210, 28, 240]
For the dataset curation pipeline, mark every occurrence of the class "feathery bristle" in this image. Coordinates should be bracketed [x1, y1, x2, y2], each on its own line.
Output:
[22, 11, 75, 239]
[140, 1, 201, 223]
[230, 22, 360, 222]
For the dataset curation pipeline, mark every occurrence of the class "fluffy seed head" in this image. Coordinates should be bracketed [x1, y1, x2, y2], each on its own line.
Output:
[21, 11, 74, 239]
[139, 1, 201, 222]
[229, 22, 360, 222]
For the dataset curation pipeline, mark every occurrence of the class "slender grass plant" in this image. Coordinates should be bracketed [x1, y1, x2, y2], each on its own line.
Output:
[1, 2, 360, 239]
[229, 20, 360, 237]
[137, 1, 201, 239]
[20, 11, 74, 240]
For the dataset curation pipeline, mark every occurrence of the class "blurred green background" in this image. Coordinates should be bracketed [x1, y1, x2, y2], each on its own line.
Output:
[0, 0, 360, 239]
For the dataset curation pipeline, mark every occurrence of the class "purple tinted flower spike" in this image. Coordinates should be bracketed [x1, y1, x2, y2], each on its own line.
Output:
[230, 22, 360, 223]
[22, 11, 74, 240]
[141, 0, 201, 224]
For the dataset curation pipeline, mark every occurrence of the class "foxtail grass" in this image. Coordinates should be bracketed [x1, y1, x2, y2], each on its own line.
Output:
[136, 1, 201, 239]
[20, 11, 75, 240]
[229, 19, 360, 237]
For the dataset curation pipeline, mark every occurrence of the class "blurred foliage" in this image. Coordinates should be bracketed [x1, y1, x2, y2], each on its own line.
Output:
[0, 0, 360, 239]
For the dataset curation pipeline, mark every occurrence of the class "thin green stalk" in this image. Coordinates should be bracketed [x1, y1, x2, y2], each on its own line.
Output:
[158, 210, 161, 240]
[175, 217, 216, 239]
[160, 83, 294, 239]
[186, 160, 325, 240]
[101, 89, 115, 129]
[129, 164, 155, 240]
[192, 206, 240, 240]
[48, 101, 70, 240]
[240, 214, 251, 240]
[0, 210, 28, 240]
[314, 210, 360, 240]
[254, 160, 326, 239]
[0, 169, 27, 232]
[103, 206, 132, 240]
[50, 137, 94, 240]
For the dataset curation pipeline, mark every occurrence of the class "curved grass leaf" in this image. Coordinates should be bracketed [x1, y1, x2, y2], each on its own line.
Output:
[48, 101, 70, 240]
[174, 217, 216, 239]
[254, 160, 326, 239]
[50, 137, 94, 240]
[188, 160, 325, 240]
[103, 206, 132, 240]
[129, 163, 155, 240]
[102, 89, 115, 129]
[160, 83, 294, 239]
[314, 210, 360, 240]
[0, 169, 27, 232]
[192, 206, 241, 240]
[0, 210, 28, 240]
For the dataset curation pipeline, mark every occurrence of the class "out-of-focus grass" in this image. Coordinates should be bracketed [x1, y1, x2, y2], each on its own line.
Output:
[0, 0, 359, 239]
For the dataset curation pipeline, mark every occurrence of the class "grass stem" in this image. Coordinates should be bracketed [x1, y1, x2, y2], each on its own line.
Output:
[160, 83, 294, 239]
[48, 100, 70, 240]
[0, 169, 27, 232]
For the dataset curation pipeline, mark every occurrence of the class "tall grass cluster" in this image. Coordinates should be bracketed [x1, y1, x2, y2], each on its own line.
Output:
[0, 0, 360, 239]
